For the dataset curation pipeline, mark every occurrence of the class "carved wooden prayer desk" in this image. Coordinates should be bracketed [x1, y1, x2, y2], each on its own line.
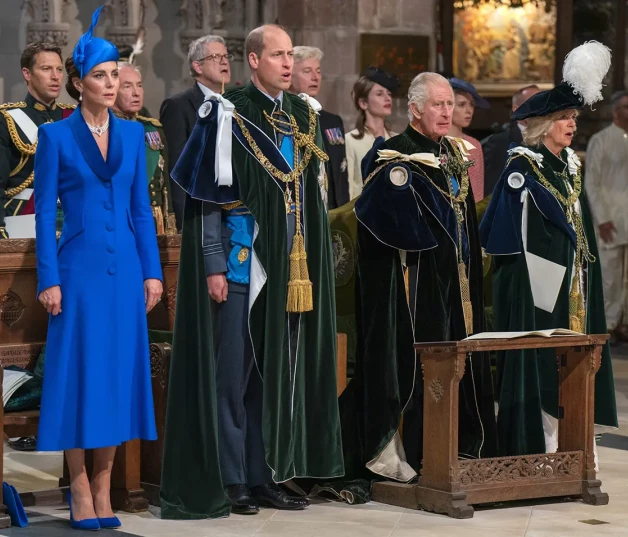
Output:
[372, 335, 609, 518]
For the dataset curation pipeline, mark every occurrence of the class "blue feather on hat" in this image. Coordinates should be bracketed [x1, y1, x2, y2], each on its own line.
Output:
[73, 5, 119, 78]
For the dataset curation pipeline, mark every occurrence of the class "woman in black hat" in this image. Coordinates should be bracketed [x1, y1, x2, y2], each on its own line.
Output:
[346, 66, 399, 200]
[479, 41, 617, 460]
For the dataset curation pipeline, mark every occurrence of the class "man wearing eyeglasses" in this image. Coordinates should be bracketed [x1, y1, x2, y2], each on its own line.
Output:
[585, 90, 628, 344]
[160, 35, 233, 229]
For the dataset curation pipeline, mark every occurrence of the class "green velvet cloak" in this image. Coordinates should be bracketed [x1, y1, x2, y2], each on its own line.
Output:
[160, 84, 344, 519]
[489, 145, 618, 456]
[339, 127, 498, 481]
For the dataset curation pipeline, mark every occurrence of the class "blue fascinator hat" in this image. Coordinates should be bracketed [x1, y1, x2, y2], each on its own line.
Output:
[73, 5, 119, 78]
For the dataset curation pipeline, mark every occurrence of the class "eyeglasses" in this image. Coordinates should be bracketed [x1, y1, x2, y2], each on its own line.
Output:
[197, 54, 234, 63]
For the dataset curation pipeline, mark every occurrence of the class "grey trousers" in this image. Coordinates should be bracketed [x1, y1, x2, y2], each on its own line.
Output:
[214, 283, 272, 488]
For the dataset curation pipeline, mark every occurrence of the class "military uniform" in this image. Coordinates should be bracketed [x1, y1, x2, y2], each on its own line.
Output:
[113, 110, 176, 234]
[0, 93, 74, 238]
[319, 109, 349, 209]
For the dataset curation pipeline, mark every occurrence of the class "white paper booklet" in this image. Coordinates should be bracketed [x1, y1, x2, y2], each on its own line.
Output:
[2, 370, 32, 407]
[464, 329, 581, 341]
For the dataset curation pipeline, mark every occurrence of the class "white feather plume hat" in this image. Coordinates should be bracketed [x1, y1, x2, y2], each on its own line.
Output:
[512, 41, 612, 121]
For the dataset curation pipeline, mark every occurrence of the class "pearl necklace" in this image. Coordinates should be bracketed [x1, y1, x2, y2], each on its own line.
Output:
[86, 116, 109, 137]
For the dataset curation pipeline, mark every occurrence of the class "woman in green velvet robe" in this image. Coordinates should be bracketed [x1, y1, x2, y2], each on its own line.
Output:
[479, 41, 618, 456]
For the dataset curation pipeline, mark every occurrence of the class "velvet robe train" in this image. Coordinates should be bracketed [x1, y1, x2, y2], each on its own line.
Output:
[480, 144, 618, 456]
[339, 126, 498, 483]
[159, 84, 344, 519]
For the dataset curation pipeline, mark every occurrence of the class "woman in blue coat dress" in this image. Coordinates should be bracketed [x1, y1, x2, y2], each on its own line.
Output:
[34, 6, 162, 531]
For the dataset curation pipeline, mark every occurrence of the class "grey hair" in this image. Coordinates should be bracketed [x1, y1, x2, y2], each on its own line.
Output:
[187, 35, 226, 77]
[118, 62, 141, 75]
[407, 72, 451, 121]
[611, 90, 628, 107]
[293, 46, 323, 64]
[523, 109, 579, 146]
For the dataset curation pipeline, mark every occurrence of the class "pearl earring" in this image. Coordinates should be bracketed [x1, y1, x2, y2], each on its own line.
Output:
[79, 93, 82, 102]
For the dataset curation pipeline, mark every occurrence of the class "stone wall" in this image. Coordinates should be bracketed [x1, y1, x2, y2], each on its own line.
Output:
[0, 0, 436, 128]
[278, 0, 437, 132]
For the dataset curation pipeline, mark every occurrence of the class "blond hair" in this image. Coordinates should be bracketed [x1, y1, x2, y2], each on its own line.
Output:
[523, 109, 579, 146]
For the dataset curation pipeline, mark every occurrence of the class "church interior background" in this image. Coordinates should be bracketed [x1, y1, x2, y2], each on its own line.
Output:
[1, 0, 627, 149]
[0, 1, 628, 536]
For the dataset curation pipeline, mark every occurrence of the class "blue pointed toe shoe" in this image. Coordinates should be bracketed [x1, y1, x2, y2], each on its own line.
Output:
[67, 491, 100, 531]
[97, 516, 121, 529]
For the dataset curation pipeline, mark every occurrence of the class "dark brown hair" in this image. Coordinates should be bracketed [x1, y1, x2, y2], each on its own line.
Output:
[64, 56, 81, 102]
[351, 76, 392, 140]
[20, 42, 62, 70]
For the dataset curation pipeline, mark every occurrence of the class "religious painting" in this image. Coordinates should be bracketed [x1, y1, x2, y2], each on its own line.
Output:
[453, 1, 557, 87]
[359, 34, 430, 95]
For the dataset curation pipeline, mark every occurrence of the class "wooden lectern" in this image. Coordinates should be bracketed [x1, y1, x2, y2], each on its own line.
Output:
[373, 335, 609, 518]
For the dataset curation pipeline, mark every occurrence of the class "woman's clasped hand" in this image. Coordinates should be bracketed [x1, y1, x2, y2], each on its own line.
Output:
[38, 285, 62, 315]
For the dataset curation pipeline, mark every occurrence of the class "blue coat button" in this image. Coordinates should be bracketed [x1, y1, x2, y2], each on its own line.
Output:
[107, 245, 115, 254]
[104, 181, 111, 189]
[106, 224, 114, 231]
[108, 267, 116, 275]
[104, 202, 112, 210]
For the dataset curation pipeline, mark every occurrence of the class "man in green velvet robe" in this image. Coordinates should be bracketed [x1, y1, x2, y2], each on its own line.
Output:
[480, 41, 618, 458]
[339, 72, 497, 487]
[159, 24, 343, 519]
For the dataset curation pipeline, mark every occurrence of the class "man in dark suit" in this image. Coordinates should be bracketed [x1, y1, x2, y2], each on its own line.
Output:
[289, 46, 349, 209]
[160, 35, 233, 229]
[482, 84, 539, 196]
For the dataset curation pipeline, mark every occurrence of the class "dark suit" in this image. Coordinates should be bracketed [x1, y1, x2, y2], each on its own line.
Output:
[481, 121, 523, 197]
[159, 83, 205, 230]
[319, 109, 349, 209]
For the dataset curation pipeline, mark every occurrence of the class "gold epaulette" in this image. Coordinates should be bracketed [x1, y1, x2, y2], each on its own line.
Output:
[57, 103, 76, 110]
[137, 115, 162, 128]
[0, 102, 26, 110]
[0, 107, 36, 157]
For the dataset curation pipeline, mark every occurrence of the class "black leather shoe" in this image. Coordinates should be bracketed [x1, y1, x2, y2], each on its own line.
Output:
[225, 484, 259, 515]
[250, 483, 309, 510]
[7, 437, 37, 452]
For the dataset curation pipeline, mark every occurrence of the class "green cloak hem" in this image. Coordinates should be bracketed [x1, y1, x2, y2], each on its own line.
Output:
[160, 84, 344, 519]
[491, 145, 618, 456]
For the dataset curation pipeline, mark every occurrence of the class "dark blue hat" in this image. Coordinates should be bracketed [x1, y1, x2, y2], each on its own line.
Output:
[73, 5, 119, 79]
[511, 83, 582, 121]
[449, 77, 490, 109]
[511, 41, 611, 121]
[364, 66, 401, 94]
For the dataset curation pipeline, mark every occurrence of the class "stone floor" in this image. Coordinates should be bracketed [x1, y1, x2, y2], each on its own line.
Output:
[2, 349, 627, 537]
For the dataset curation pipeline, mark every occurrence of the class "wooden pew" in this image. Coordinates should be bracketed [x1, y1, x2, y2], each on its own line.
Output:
[0, 237, 181, 514]
[0, 343, 63, 528]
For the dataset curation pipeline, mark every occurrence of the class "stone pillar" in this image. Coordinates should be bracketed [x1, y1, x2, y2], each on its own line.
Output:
[176, 0, 253, 89]
[25, 0, 70, 47]
[276, 0, 437, 132]
[105, 0, 145, 48]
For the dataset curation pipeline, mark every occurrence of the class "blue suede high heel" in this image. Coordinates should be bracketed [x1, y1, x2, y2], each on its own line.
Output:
[97, 516, 121, 529]
[67, 490, 100, 531]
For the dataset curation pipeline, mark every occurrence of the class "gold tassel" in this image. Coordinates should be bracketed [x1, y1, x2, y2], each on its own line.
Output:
[458, 262, 474, 336]
[286, 232, 313, 313]
[403, 266, 410, 306]
[152, 206, 165, 235]
[569, 272, 585, 333]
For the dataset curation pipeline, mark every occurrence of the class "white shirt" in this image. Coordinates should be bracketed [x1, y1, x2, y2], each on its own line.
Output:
[585, 122, 628, 246]
[197, 81, 219, 99]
